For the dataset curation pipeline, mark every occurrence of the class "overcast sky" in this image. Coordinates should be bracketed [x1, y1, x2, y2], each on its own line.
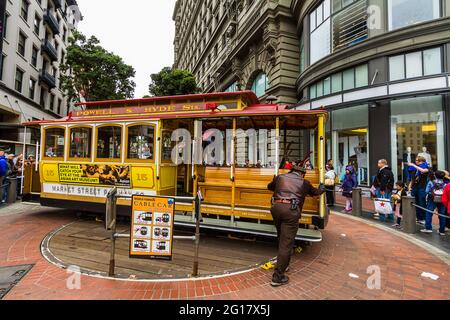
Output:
[76, 0, 176, 98]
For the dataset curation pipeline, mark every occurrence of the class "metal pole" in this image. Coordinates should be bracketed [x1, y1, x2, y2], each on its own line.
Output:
[352, 188, 362, 217]
[402, 196, 417, 234]
[107, 190, 118, 277]
[192, 193, 201, 277]
[20, 126, 27, 195]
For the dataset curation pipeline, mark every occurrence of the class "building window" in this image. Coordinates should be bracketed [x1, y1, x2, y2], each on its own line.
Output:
[332, 104, 369, 185]
[251, 73, 269, 97]
[21, 0, 29, 22]
[332, 0, 368, 51]
[70, 127, 92, 159]
[34, 14, 41, 35]
[389, 47, 442, 81]
[224, 81, 238, 92]
[3, 13, 9, 39]
[49, 94, 55, 111]
[388, 0, 440, 31]
[309, 64, 368, 99]
[18, 32, 27, 57]
[40, 88, 46, 108]
[310, 0, 331, 64]
[15, 68, 24, 93]
[299, 35, 305, 73]
[390, 96, 445, 182]
[0, 55, 5, 81]
[31, 46, 38, 67]
[57, 98, 62, 114]
[29, 78, 36, 99]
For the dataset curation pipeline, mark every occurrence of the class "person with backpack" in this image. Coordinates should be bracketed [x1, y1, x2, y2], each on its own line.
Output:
[421, 171, 447, 235]
[407, 156, 430, 225]
[339, 165, 357, 212]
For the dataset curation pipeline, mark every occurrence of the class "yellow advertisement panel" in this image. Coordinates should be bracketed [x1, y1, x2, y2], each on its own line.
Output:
[58, 163, 131, 187]
[130, 196, 175, 260]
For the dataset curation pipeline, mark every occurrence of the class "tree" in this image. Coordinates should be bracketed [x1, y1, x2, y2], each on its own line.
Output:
[60, 31, 136, 103]
[148, 67, 199, 96]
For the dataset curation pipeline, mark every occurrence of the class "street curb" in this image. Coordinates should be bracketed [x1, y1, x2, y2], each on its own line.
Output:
[332, 211, 450, 265]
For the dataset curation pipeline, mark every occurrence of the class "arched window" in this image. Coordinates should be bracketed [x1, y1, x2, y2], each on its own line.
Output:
[251, 73, 269, 97]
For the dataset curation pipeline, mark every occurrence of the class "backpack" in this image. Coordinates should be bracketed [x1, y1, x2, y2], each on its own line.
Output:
[431, 179, 445, 203]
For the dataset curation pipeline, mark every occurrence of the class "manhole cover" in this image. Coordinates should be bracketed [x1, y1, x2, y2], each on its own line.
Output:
[0, 265, 33, 299]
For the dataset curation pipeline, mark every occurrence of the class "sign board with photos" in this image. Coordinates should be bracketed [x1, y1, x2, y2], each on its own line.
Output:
[130, 195, 175, 260]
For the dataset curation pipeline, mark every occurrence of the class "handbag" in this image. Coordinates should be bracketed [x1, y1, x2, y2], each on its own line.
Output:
[324, 178, 335, 186]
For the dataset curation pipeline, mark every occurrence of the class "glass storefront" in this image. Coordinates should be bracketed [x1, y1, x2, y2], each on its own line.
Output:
[390, 96, 445, 183]
[332, 105, 369, 185]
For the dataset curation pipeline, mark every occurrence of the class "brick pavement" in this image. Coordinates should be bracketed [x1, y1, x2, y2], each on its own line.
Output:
[0, 203, 448, 300]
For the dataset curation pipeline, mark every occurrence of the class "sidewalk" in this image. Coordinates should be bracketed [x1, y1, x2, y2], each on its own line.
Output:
[0, 202, 448, 300]
[334, 194, 450, 253]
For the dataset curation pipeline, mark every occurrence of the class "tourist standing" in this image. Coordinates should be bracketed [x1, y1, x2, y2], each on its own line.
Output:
[407, 156, 430, 225]
[422, 171, 447, 236]
[339, 165, 357, 212]
[324, 161, 336, 207]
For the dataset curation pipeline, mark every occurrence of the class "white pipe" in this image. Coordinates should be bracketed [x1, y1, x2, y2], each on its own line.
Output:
[20, 126, 27, 195]
[35, 141, 39, 171]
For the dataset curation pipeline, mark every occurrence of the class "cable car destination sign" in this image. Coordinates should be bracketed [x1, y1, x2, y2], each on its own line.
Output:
[130, 195, 175, 260]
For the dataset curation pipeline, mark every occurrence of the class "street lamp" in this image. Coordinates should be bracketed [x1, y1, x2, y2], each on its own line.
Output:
[266, 95, 277, 104]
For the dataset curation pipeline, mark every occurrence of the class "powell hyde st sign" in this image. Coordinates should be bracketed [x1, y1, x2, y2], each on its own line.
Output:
[72, 102, 219, 117]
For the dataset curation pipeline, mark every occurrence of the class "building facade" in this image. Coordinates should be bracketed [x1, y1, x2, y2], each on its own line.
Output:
[0, 0, 82, 156]
[173, 0, 301, 105]
[174, 0, 450, 186]
[293, 0, 450, 185]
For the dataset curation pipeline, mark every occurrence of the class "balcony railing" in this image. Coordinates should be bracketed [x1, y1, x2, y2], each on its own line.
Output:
[41, 40, 58, 61]
[39, 71, 57, 89]
[52, 0, 62, 9]
[44, 11, 60, 35]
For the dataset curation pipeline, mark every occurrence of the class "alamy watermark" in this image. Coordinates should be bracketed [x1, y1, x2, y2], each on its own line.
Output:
[66, 265, 81, 290]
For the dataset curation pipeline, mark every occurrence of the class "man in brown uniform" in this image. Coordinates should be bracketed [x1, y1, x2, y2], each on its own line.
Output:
[268, 165, 325, 286]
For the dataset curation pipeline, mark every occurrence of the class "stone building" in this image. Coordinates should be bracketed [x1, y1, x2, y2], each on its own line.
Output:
[173, 0, 301, 105]
[0, 0, 82, 155]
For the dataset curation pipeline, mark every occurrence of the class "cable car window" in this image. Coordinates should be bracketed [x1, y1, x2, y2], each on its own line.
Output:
[97, 126, 122, 159]
[69, 127, 92, 159]
[127, 125, 154, 160]
[44, 127, 65, 158]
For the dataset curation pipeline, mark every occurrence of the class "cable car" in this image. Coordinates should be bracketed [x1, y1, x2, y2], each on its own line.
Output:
[24, 91, 329, 242]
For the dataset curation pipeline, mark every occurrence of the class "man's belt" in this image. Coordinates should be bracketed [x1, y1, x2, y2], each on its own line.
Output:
[273, 198, 295, 204]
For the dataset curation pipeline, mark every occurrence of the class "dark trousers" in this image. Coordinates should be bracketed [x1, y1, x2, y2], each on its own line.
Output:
[413, 187, 427, 221]
[270, 203, 300, 276]
[325, 186, 334, 206]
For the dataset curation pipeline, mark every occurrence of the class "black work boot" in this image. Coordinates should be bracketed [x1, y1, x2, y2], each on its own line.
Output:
[271, 273, 289, 287]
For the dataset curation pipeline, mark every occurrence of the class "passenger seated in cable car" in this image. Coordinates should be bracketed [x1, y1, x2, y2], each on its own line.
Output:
[46, 147, 55, 157]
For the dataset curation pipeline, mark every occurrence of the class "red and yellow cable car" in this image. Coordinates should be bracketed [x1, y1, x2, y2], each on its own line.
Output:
[25, 91, 329, 241]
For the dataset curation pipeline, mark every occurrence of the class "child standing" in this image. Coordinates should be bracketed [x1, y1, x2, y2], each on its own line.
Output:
[391, 181, 406, 228]
[340, 165, 357, 212]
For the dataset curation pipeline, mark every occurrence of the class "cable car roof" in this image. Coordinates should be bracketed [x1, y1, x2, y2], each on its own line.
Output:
[23, 91, 328, 127]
